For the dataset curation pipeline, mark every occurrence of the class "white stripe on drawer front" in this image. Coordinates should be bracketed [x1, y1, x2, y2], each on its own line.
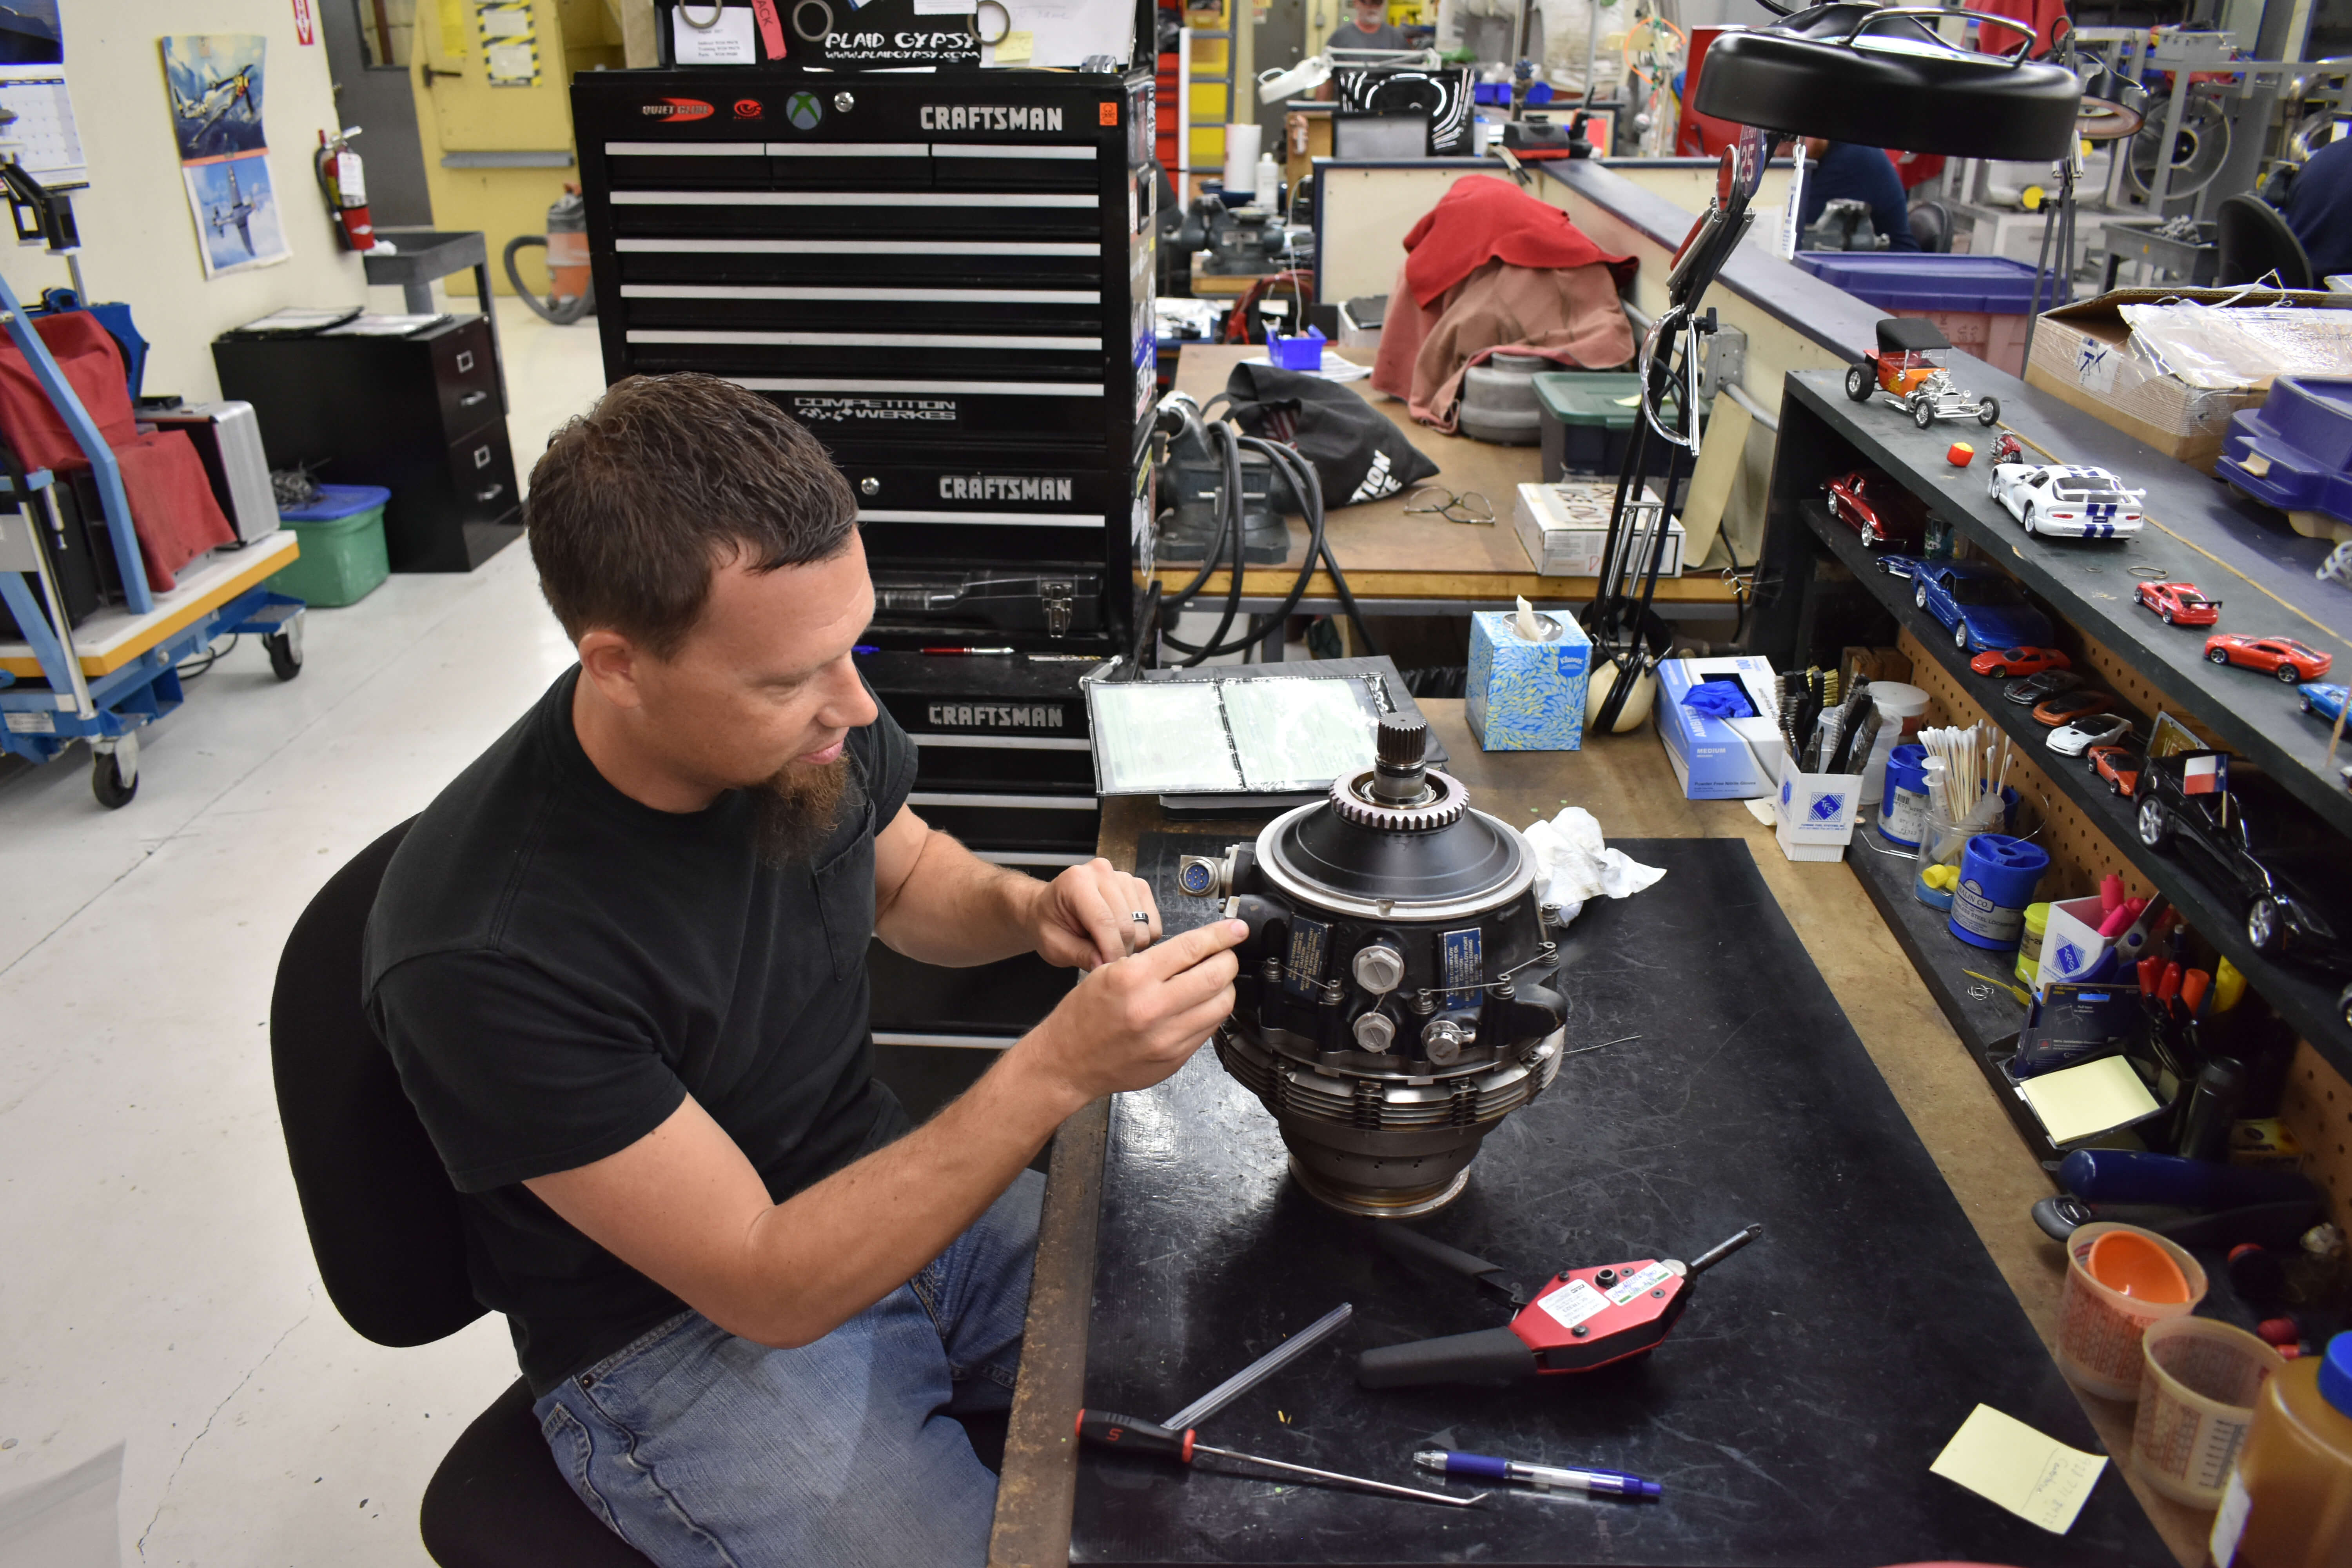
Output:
[629, 329, 1100, 351]
[860, 510, 1104, 527]
[615, 237, 1097, 256]
[621, 283, 1101, 303]
[728, 378, 1104, 397]
[611, 189, 1097, 208]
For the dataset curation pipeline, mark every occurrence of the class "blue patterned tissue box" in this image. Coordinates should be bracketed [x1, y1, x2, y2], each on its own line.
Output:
[1465, 610, 1592, 751]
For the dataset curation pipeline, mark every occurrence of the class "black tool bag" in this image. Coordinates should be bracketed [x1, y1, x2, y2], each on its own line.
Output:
[1218, 362, 1440, 507]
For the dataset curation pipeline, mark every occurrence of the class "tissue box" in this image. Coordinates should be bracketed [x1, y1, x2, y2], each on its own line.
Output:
[2034, 895, 2114, 991]
[1657, 656, 1782, 799]
[1465, 610, 1592, 751]
[1771, 753, 1862, 863]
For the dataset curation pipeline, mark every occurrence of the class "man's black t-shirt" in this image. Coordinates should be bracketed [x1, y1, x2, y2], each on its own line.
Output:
[362, 667, 918, 1393]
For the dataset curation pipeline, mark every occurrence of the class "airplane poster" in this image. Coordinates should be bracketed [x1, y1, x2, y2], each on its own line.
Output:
[183, 149, 289, 277]
[161, 33, 267, 161]
[163, 35, 288, 278]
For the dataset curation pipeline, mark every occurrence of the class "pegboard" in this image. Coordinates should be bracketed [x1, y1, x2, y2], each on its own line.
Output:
[1896, 627, 2352, 1240]
[1896, 627, 2154, 907]
[2279, 1042, 2352, 1242]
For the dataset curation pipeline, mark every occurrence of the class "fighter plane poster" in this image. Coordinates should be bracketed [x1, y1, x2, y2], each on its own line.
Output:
[162, 33, 266, 161]
[183, 150, 289, 277]
[162, 34, 290, 278]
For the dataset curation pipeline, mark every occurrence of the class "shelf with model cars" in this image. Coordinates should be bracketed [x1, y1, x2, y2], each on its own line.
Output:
[1778, 491, 2352, 1053]
[1763, 369, 2352, 844]
[1785, 490, 2352, 1058]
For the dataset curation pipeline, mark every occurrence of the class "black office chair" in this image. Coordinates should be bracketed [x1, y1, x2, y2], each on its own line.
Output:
[270, 820, 656, 1567]
[2216, 192, 2314, 289]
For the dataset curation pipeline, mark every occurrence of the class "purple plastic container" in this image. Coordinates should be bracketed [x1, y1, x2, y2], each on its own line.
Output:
[2218, 377, 2352, 530]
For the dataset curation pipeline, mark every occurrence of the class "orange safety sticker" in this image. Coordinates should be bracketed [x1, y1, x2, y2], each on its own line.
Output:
[1100, 102, 1119, 125]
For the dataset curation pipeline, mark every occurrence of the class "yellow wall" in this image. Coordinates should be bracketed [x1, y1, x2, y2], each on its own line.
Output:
[410, 0, 623, 295]
[8, 3, 368, 402]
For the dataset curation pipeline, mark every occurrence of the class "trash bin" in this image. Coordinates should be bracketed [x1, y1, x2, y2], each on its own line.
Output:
[1794, 252, 2042, 376]
[267, 484, 392, 608]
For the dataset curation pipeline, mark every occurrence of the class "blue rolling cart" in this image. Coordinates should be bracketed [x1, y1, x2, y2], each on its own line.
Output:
[0, 268, 306, 807]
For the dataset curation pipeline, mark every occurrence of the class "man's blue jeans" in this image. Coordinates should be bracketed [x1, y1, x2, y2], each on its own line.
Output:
[531, 1170, 1042, 1567]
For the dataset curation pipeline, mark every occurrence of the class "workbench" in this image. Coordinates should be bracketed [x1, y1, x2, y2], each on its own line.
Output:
[986, 701, 2210, 1567]
[1160, 345, 1742, 624]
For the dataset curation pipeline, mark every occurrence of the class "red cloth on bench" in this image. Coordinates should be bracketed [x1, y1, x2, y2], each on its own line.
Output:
[0, 311, 235, 591]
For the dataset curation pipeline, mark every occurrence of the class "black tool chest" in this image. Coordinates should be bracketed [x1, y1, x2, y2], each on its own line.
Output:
[859, 651, 1100, 1104]
[570, 66, 1158, 659]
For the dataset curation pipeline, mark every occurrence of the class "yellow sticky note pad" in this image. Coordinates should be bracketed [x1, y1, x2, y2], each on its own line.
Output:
[2017, 1054, 2159, 1146]
[993, 29, 1035, 62]
[1930, 1405, 2106, 1534]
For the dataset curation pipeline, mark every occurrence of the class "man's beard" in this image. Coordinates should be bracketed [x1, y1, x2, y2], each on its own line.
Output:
[752, 754, 862, 867]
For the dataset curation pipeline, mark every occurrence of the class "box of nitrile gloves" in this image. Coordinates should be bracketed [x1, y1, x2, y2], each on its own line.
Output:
[1656, 656, 1780, 799]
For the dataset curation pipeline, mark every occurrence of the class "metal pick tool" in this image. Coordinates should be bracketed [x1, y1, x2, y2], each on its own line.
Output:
[1163, 1302, 1354, 1431]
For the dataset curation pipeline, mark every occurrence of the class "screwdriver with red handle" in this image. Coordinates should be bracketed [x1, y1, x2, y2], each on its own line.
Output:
[1074, 1411, 1485, 1508]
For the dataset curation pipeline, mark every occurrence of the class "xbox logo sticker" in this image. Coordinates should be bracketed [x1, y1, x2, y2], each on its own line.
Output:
[786, 91, 823, 130]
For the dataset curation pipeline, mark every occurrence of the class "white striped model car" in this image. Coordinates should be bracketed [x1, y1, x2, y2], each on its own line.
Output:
[1985, 434, 2146, 540]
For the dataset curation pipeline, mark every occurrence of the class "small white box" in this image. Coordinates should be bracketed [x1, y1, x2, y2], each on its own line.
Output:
[2036, 895, 2114, 991]
[1513, 480, 1684, 579]
[1771, 752, 1862, 863]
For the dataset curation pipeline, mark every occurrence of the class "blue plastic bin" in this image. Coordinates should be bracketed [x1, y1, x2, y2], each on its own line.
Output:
[1267, 326, 1327, 372]
[1793, 253, 2042, 376]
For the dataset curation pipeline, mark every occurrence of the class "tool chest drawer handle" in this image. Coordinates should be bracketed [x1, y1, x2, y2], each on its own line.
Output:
[459, 389, 489, 408]
[474, 482, 506, 504]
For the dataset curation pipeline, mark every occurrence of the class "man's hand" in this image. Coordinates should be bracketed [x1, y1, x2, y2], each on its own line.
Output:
[1019, 919, 1245, 1103]
[1029, 856, 1164, 970]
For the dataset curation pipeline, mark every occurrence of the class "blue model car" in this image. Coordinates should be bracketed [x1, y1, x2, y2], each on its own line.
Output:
[1912, 561, 2055, 653]
[2301, 682, 2349, 727]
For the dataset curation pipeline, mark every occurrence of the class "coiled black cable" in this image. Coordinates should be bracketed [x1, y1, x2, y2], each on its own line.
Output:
[1154, 422, 1379, 663]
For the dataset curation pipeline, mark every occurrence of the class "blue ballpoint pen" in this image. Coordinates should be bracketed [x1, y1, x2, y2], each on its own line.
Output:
[1415, 1450, 1662, 1499]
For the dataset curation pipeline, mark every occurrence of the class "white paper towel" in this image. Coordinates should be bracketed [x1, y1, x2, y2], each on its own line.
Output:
[1223, 123, 1263, 195]
[1525, 806, 1666, 926]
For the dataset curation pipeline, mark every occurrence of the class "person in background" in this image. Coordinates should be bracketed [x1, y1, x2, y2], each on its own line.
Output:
[1318, 0, 1410, 97]
[1799, 138, 1922, 252]
[2280, 132, 2352, 282]
[1328, 0, 1407, 54]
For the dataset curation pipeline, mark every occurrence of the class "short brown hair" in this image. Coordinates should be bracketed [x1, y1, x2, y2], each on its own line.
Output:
[526, 373, 858, 656]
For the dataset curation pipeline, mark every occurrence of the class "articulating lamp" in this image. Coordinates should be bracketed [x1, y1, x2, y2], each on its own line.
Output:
[1579, 2, 2083, 733]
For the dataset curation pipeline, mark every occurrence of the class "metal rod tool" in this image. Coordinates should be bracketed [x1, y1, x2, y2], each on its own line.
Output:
[1163, 1302, 1353, 1431]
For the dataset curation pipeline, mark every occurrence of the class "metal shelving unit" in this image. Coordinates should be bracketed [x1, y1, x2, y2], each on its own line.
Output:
[1760, 370, 2352, 1067]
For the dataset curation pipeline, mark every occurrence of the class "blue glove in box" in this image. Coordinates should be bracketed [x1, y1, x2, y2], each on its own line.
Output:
[1466, 608, 1591, 751]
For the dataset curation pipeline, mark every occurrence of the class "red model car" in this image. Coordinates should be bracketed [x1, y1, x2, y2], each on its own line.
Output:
[2136, 581, 2221, 626]
[2034, 690, 2115, 727]
[1971, 646, 2071, 677]
[2205, 634, 2334, 684]
[1823, 469, 1930, 550]
[2089, 746, 2140, 797]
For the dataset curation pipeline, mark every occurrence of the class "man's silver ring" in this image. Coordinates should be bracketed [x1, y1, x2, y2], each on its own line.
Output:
[1131, 911, 1152, 924]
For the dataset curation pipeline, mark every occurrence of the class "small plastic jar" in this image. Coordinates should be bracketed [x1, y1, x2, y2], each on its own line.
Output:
[2016, 902, 2051, 985]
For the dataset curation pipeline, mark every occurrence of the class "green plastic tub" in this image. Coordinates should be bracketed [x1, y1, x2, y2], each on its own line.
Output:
[268, 484, 391, 608]
[1532, 372, 1644, 481]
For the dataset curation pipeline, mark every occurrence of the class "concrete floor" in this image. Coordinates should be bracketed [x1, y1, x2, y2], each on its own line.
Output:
[0, 294, 607, 1565]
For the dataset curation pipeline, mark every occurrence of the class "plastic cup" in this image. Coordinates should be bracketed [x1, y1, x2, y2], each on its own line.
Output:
[2057, 1222, 2208, 1401]
[2089, 1228, 2191, 1302]
[2130, 1316, 2284, 1506]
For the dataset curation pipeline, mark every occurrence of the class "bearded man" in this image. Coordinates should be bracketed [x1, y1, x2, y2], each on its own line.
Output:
[364, 373, 1244, 1566]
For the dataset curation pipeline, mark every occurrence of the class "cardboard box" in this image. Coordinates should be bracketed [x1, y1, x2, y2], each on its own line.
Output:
[1465, 609, 1592, 751]
[1656, 656, 1782, 799]
[1513, 481, 1684, 578]
[2025, 287, 2352, 475]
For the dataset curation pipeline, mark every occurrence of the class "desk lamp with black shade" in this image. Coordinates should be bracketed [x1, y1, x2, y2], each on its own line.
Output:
[1579, 1, 2084, 734]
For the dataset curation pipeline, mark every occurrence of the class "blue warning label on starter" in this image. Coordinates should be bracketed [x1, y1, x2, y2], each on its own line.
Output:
[1441, 927, 1483, 1007]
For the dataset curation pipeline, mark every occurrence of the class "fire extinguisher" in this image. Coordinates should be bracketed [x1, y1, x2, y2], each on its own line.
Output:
[316, 126, 377, 252]
[503, 187, 594, 325]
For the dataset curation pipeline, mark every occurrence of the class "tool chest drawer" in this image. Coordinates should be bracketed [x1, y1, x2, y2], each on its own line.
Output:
[848, 456, 1138, 562]
[909, 789, 1102, 850]
[445, 426, 518, 522]
[428, 328, 502, 439]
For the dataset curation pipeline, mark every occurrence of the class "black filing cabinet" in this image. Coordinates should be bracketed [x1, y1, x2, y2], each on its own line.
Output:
[214, 316, 520, 572]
